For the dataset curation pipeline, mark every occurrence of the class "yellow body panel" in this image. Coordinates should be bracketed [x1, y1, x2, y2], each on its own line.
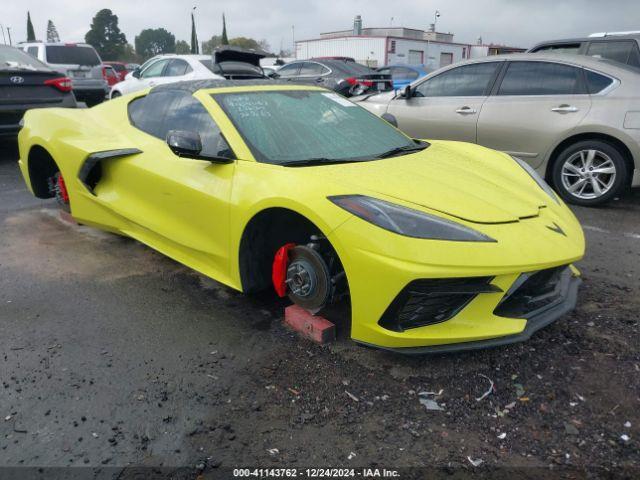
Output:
[17, 84, 586, 350]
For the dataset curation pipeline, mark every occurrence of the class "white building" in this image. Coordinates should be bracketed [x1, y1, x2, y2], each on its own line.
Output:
[295, 16, 524, 69]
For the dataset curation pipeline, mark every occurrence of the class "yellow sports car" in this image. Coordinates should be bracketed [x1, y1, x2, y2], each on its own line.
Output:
[17, 81, 585, 353]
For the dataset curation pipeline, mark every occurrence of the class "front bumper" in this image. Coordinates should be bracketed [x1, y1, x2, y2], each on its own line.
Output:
[360, 270, 581, 354]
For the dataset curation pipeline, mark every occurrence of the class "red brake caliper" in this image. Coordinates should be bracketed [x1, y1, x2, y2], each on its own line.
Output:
[57, 174, 69, 204]
[272, 243, 296, 297]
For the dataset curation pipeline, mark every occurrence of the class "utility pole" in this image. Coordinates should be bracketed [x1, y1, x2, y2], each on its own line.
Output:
[7, 26, 12, 45]
[0, 25, 6, 45]
[291, 25, 295, 53]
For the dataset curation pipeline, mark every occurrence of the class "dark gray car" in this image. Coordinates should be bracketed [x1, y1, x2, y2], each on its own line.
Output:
[274, 59, 392, 96]
[0, 45, 76, 139]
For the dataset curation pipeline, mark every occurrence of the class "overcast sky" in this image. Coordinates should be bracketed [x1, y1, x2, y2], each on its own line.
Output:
[2, 0, 639, 53]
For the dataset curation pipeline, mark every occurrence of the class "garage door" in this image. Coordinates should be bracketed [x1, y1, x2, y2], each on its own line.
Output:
[408, 50, 424, 65]
[440, 52, 453, 67]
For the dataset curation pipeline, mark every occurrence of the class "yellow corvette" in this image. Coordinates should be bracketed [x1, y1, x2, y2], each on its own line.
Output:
[17, 81, 585, 353]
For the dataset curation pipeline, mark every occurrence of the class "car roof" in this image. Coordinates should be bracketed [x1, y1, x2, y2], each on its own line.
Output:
[151, 79, 307, 94]
[18, 41, 95, 47]
[446, 52, 640, 76]
[531, 34, 640, 46]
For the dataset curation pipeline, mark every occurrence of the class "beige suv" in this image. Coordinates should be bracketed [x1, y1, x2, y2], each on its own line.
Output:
[358, 53, 640, 206]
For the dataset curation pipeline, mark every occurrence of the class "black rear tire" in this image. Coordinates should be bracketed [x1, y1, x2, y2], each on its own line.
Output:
[551, 140, 628, 206]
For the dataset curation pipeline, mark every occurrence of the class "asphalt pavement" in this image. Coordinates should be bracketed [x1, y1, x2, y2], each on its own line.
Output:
[0, 141, 638, 475]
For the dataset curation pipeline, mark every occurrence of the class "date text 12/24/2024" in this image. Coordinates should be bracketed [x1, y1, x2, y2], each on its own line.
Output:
[233, 469, 400, 478]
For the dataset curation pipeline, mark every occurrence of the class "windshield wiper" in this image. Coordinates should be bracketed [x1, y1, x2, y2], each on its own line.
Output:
[375, 141, 429, 159]
[279, 158, 364, 167]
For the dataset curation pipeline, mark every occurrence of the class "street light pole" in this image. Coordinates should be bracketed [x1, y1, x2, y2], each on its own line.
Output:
[7, 26, 12, 46]
[0, 25, 6, 45]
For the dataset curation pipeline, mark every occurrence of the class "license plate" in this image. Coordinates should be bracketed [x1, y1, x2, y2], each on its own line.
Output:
[72, 71, 86, 78]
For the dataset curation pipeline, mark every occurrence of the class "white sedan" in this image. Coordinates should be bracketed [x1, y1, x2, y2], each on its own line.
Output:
[110, 54, 223, 99]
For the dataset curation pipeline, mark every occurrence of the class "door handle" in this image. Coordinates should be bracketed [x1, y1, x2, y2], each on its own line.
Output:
[455, 106, 477, 115]
[315, 77, 324, 83]
[551, 105, 578, 113]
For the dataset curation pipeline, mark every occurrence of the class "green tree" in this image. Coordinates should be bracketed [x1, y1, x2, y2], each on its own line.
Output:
[26, 12, 36, 41]
[85, 9, 127, 60]
[135, 28, 175, 59]
[175, 40, 190, 54]
[46, 20, 60, 43]
[190, 13, 199, 54]
[221, 13, 229, 45]
[119, 43, 142, 63]
[229, 37, 262, 50]
[201, 35, 222, 54]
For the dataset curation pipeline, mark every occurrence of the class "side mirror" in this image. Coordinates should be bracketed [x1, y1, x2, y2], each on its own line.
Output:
[381, 113, 398, 128]
[132, 68, 141, 79]
[167, 130, 202, 158]
[398, 85, 412, 99]
[268, 71, 280, 79]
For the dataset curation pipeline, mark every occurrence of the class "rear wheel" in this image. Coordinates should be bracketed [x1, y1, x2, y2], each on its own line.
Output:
[552, 140, 628, 206]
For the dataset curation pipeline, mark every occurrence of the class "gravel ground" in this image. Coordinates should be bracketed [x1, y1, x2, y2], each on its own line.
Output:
[0, 141, 638, 478]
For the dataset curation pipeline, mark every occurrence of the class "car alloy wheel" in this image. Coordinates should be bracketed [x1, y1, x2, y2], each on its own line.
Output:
[560, 149, 617, 200]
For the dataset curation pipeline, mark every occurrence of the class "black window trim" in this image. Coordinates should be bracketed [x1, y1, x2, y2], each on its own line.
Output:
[491, 59, 591, 97]
[411, 59, 505, 98]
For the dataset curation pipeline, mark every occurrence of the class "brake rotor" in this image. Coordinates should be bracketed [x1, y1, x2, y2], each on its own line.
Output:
[285, 245, 331, 312]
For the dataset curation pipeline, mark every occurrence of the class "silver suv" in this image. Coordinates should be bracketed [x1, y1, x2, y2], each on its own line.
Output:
[20, 42, 108, 106]
[358, 53, 640, 206]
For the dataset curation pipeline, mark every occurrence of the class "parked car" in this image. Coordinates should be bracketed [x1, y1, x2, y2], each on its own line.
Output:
[358, 53, 640, 206]
[17, 80, 584, 352]
[110, 54, 225, 99]
[376, 64, 431, 89]
[273, 59, 393, 96]
[20, 42, 108, 106]
[0, 45, 76, 139]
[528, 32, 640, 69]
[103, 61, 130, 82]
[102, 65, 119, 87]
[209, 46, 270, 80]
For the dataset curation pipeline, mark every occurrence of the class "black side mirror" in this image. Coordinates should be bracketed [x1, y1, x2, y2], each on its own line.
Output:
[167, 130, 202, 158]
[399, 85, 412, 99]
[132, 68, 141, 79]
[268, 71, 280, 78]
[381, 113, 398, 128]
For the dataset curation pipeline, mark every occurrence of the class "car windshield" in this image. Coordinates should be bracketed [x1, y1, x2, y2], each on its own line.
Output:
[0, 46, 50, 71]
[45, 45, 100, 66]
[214, 90, 420, 165]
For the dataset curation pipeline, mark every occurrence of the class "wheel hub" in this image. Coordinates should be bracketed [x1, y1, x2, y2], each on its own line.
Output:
[286, 259, 316, 298]
[560, 149, 616, 200]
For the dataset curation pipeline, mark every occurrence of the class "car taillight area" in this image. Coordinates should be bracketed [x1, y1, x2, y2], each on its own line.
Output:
[44, 77, 73, 92]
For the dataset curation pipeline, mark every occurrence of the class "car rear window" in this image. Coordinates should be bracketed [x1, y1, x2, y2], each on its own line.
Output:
[45, 45, 100, 66]
[498, 61, 582, 95]
[586, 41, 640, 68]
[0, 46, 50, 71]
[531, 43, 582, 54]
[584, 70, 614, 94]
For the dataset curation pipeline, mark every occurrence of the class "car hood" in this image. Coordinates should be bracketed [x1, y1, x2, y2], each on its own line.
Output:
[311, 141, 549, 224]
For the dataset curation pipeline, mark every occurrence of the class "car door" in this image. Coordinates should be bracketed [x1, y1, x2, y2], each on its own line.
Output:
[477, 60, 592, 168]
[96, 90, 236, 282]
[294, 61, 331, 87]
[137, 58, 171, 89]
[385, 61, 502, 142]
[157, 58, 195, 85]
[275, 62, 302, 81]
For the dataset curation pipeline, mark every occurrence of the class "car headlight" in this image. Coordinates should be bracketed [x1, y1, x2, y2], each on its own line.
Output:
[328, 195, 495, 242]
[512, 156, 559, 203]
